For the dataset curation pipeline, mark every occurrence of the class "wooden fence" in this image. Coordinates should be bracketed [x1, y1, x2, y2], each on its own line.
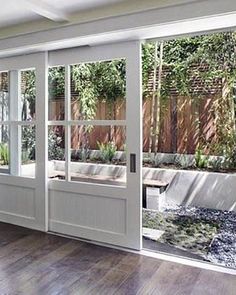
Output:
[49, 95, 218, 154]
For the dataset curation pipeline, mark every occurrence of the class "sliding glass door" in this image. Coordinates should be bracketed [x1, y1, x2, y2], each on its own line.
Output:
[48, 42, 142, 249]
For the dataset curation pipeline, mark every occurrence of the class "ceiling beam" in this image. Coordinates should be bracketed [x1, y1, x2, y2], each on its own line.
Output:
[24, 0, 69, 22]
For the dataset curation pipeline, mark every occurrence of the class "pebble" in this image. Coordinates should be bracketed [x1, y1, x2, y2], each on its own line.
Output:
[165, 206, 236, 269]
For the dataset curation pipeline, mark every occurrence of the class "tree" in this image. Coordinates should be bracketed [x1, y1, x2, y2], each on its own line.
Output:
[21, 70, 36, 120]
[148, 42, 164, 155]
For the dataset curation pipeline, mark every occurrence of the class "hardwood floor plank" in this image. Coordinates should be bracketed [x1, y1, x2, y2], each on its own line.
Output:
[136, 261, 201, 295]
[0, 222, 34, 247]
[190, 270, 236, 295]
[0, 240, 81, 294]
[64, 264, 114, 295]
[114, 256, 162, 295]
[87, 268, 130, 295]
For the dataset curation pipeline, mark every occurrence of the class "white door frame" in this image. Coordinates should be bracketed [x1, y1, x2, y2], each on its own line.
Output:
[48, 41, 142, 250]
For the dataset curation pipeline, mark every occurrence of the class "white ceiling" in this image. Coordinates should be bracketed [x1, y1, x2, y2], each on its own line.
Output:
[0, 0, 128, 28]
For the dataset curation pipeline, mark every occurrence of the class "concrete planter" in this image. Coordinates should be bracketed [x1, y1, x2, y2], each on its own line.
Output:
[143, 167, 236, 212]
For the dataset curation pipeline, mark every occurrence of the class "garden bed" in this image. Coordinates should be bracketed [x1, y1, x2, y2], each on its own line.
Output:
[143, 206, 236, 269]
[143, 152, 236, 174]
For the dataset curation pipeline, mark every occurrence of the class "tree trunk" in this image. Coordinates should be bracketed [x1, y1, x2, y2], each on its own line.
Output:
[154, 41, 164, 155]
[171, 95, 178, 153]
[148, 42, 158, 155]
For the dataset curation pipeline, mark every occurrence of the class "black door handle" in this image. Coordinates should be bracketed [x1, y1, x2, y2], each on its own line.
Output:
[130, 153, 136, 173]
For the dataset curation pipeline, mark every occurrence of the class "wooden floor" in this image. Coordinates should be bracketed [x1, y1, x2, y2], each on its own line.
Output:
[0, 223, 234, 295]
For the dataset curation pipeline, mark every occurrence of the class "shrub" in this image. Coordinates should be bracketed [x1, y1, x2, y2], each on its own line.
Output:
[175, 154, 190, 169]
[48, 129, 65, 161]
[22, 126, 36, 162]
[0, 143, 9, 165]
[194, 148, 209, 169]
[208, 157, 224, 172]
[97, 141, 117, 163]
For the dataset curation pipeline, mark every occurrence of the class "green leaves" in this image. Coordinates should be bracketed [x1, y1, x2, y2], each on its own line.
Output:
[97, 141, 117, 163]
[0, 143, 9, 165]
[48, 67, 65, 99]
[48, 60, 125, 123]
[142, 32, 236, 98]
[194, 147, 209, 169]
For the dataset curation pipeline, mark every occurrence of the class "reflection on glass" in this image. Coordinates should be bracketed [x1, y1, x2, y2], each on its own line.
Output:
[21, 125, 36, 178]
[70, 59, 126, 120]
[48, 126, 65, 179]
[0, 72, 9, 121]
[48, 67, 65, 121]
[0, 125, 9, 173]
[70, 125, 126, 186]
[21, 70, 36, 121]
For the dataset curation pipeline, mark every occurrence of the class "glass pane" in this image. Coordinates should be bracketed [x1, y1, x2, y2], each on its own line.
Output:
[70, 59, 126, 120]
[48, 67, 65, 121]
[21, 69, 36, 121]
[0, 125, 9, 173]
[48, 126, 65, 179]
[0, 72, 9, 121]
[70, 125, 126, 186]
[21, 125, 36, 178]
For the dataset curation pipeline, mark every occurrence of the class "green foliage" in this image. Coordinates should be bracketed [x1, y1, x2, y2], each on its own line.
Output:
[208, 132, 236, 169]
[21, 70, 36, 120]
[208, 157, 224, 172]
[48, 67, 65, 100]
[22, 70, 36, 98]
[72, 60, 125, 120]
[72, 63, 97, 120]
[176, 154, 190, 169]
[94, 60, 126, 102]
[21, 126, 36, 163]
[142, 43, 156, 96]
[194, 148, 209, 169]
[48, 128, 65, 161]
[97, 141, 117, 163]
[222, 135, 236, 169]
[49, 60, 126, 122]
[142, 32, 236, 98]
[0, 143, 9, 165]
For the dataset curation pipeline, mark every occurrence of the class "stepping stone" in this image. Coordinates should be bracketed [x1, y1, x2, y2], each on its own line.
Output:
[142, 227, 165, 241]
